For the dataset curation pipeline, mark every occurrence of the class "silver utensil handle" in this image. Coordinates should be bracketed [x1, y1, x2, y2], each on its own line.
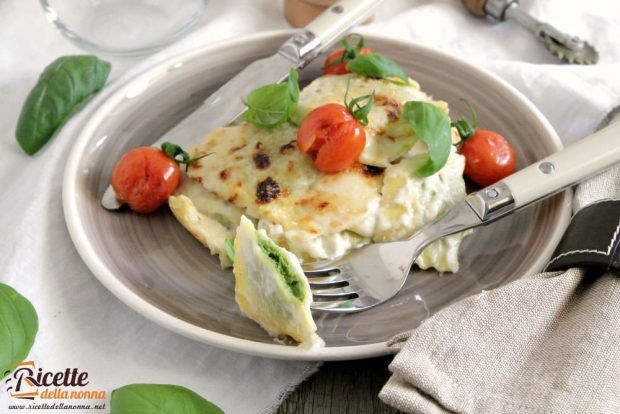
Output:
[505, 5, 581, 49]
[278, 0, 382, 67]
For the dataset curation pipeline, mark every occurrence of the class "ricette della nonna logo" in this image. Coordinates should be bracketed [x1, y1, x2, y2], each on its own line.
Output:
[3, 361, 106, 411]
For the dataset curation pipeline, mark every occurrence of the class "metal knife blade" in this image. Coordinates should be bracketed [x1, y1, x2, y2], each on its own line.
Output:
[159, 54, 296, 149]
[101, 54, 297, 210]
[101, 0, 382, 210]
[101, 53, 296, 210]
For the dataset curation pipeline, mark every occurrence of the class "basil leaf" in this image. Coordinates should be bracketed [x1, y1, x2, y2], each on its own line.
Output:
[110, 384, 224, 414]
[161, 142, 190, 162]
[15, 55, 111, 155]
[243, 68, 299, 128]
[402, 101, 452, 177]
[325, 33, 365, 68]
[451, 118, 475, 140]
[451, 100, 478, 140]
[287, 68, 299, 103]
[343, 76, 375, 126]
[348, 94, 375, 126]
[341, 33, 365, 61]
[347, 54, 408, 83]
[0, 284, 38, 379]
[225, 238, 235, 262]
[161, 142, 210, 172]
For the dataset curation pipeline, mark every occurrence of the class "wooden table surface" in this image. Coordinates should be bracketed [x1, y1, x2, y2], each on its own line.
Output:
[277, 356, 403, 414]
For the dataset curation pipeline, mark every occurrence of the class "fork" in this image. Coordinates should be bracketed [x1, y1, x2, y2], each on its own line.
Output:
[306, 121, 620, 313]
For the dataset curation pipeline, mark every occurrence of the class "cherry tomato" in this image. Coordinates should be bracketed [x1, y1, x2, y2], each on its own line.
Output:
[323, 48, 372, 75]
[297, 103, 366, 173]
[460, 130, 516, 187]
[111, 147, 181, 214]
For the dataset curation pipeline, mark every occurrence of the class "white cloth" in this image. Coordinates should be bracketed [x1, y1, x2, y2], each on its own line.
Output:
[1, 0, 619, 413]
[362, 0, 620, 143]
[379, 165, 620, 414]
[1, 1, 320, 413]
[372, 1, 620, 413]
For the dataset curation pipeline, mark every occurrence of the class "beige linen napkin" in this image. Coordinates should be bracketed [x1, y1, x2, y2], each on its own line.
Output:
[379, 153, 620, 411]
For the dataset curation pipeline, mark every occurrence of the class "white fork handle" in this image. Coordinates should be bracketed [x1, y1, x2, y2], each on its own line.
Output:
[305, 0, 382, 47]
[502, 121, 620, 207]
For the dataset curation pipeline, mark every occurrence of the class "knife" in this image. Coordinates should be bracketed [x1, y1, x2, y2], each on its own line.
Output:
[102, 0, 383, 210]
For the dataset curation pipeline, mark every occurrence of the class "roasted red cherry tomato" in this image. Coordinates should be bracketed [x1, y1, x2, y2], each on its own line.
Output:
[297, 103, 366, 173]
[323, 48, 372, 75]
[460, 130, 515, 187]
[111, 147, 181, 214]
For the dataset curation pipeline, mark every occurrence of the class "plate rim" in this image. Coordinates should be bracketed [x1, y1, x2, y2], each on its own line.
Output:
[62, 29, 572, 361]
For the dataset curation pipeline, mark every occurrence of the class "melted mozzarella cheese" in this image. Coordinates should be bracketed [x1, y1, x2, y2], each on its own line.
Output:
[257, 220, 368, 262]
[168, 196, 234, 268]
[171, 74, 469, 273]
[186, 123, 383, 236]
[169, 178, 244, 267]
[415, 232, 469, 273]
[293, 74, 450, 167]
[374, 147, 469, 272]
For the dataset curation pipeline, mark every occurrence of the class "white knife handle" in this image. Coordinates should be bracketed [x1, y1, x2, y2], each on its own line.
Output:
[465, 121, 620, 223]
[305, 0, 381, 47]
[502, 121, 620, 208]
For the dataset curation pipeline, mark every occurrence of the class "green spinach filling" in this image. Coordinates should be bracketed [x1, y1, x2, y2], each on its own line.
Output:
[257, 237, 305, 301]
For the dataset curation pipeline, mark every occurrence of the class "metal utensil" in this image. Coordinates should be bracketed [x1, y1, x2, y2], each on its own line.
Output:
[463, 0, 598, 64]
[101, 0, 382, 210]
[307, 120, 620, 313]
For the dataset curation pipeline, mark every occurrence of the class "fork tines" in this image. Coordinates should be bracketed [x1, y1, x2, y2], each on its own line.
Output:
[305, 267, 363, 307]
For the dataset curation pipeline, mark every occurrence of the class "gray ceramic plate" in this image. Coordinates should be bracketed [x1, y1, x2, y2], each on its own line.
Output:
[63, 30, 572, 361]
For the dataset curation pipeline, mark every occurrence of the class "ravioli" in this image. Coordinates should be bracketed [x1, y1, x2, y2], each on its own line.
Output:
[182, 123, 383, 260]
[169, 178, 243, 267]
[170, 73, 469, 273]
[233, 216, 323, 348]
[293, 74, 450, 167]
[375, 147, 469, 272]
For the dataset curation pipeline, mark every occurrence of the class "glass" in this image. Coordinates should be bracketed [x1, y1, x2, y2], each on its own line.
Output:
[40, 0, 207, 56]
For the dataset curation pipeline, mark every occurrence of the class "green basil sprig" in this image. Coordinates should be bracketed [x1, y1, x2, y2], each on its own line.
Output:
[0, 284, 38, 379]
[325, 33, 366, 69]
[161, 142, 211, 172]
[347, 54, 408, 84]
[110, 384, 224, 414]
[451, 100, 478, 140]
[16, 55, 111, 155]
[344, 77, 375, 126]
[243, 68, 300, 128]
[402, 101, 452, 177]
